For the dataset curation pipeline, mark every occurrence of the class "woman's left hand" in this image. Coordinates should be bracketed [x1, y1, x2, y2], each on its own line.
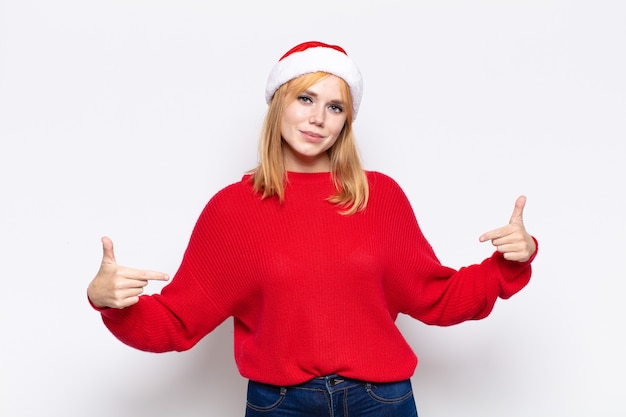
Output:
[479, 195, 536, 262]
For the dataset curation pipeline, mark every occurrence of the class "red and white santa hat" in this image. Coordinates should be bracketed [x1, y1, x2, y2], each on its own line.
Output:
[265, 41, 363, 120]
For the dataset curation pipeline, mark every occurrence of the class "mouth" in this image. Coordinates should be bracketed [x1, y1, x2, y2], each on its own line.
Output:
[300, 130, 324, 143]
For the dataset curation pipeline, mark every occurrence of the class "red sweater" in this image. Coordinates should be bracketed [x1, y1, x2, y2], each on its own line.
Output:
[97, 171, 535, 385]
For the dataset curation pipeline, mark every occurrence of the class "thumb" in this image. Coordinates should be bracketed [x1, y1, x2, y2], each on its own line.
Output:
[509, 195, 527, 225]
[101, 236, 117, 265]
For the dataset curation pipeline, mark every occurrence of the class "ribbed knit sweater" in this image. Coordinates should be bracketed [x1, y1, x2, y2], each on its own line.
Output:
[97, 171, 535, 386]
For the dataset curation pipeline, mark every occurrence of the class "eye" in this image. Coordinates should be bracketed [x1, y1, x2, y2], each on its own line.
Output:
[297, 95, 313, 104]
[328, 104, 343, 114]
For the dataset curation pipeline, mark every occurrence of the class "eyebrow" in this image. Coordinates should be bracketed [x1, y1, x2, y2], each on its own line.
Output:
[302, 89, 345, 107]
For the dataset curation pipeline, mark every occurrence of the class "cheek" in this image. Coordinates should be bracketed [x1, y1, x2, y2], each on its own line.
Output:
[280, 108, 294, 138]
[283, 101, 307, 122]
[329, 119, 346, 139]
[280, 111, 297, 132]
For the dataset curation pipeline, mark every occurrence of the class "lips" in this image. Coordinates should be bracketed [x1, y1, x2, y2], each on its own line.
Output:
[300, 130, 325, 143]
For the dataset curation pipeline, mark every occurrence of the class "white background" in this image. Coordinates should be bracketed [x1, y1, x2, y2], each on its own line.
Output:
[1, 1, 625, 416]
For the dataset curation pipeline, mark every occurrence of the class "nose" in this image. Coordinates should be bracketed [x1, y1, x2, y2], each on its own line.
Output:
[309, 106, 325, 126]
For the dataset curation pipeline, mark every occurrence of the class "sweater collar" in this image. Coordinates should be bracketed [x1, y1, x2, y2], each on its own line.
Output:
[285, 171, 333, 184]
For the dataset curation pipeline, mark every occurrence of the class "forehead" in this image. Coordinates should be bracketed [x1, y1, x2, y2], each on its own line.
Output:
[303, 75, 345, 99]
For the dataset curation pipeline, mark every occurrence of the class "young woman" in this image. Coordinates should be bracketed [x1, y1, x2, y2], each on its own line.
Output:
[87, 41, 538, 417]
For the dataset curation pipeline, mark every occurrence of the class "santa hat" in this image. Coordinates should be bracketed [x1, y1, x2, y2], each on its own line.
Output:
[265, 41, 363, 120]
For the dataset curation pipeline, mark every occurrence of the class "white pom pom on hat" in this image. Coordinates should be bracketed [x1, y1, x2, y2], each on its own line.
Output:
[265, 41, 363, 120]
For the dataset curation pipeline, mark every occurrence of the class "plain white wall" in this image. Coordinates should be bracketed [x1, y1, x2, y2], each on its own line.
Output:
[1, 1, 624, 416]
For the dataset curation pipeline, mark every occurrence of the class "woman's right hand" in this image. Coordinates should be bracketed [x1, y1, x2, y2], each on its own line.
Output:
[87, 236, 170, 309]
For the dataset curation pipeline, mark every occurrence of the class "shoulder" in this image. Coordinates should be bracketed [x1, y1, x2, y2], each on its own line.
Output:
[201, 174, 259, 214]
[365, 170, 415, 213]
[366, 171, 406, 194]
[210, 173, 255, 200]
[188, 174, 262, 235]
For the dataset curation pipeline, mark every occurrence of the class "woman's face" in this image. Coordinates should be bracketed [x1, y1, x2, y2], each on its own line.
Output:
[280, 75, 347, 172]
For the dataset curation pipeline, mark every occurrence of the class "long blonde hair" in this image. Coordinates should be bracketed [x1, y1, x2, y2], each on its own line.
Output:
[251, 72, 369, 215]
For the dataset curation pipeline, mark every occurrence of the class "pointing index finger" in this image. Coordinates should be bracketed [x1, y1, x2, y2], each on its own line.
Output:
[479, 227, 503, 243]
[129, 268, 170, 282]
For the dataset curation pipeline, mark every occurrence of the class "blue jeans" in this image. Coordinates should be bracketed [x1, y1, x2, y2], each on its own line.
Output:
[245, 375, 418, 417]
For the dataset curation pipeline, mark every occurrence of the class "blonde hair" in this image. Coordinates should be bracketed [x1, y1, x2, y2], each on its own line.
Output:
[251, 72, 369, 215]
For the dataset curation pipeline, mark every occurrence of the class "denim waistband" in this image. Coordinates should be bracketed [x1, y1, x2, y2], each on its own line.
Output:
[292, 374, 366, 392]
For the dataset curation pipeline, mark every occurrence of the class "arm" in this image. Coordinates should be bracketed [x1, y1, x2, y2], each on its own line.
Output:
[380, 183, 537, 326]
[87, 188, 243, 352]
[87, 236, 227, 353]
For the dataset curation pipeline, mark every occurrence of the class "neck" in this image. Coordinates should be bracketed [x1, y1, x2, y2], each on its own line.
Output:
[283, 152, 331, 173]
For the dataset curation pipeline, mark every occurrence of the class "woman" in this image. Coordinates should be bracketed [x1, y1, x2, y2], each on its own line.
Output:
[87, 41, 537, 417]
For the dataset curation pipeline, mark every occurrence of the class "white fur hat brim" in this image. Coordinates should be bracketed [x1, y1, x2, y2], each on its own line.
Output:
[265, 43, 363, 120]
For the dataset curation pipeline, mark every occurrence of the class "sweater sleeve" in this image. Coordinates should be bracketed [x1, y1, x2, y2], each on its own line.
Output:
[97, 184, 250, 352]
[374, 173, 537, 326]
